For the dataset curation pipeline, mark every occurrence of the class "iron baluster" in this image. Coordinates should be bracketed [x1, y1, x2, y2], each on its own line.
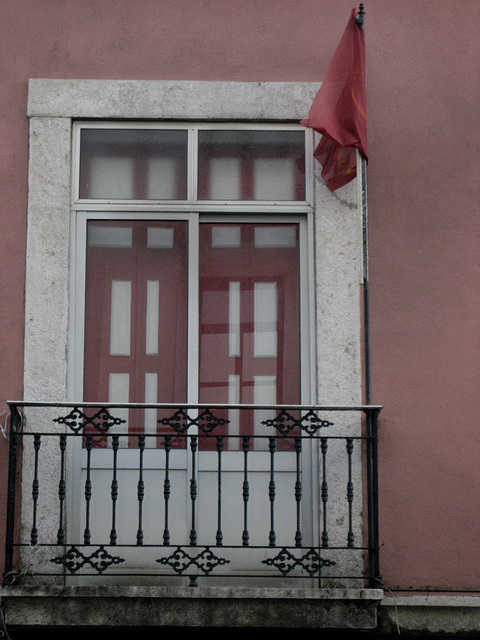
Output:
[346, 438, 355, 548]
[163, 435, 171, 545]
[3, 406, 21, 585]
[83, 434, 93, 545]
[137, 435, 145, 546]
[367, 408, 381, 586]
[110, 435, 119, 545]
[57, 434, 67, 545]
[321, 437, 329, 548]
[268, 436, 276, 547]
[294, 436, 302, 547]
[242, 436, 250, 547]
[31, 433, 41, 546]
[189, 435, 198, 546]
[216, 435, 223, 546]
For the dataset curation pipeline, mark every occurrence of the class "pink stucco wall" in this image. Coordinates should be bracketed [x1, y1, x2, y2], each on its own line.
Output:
[0, 0, 479, 591]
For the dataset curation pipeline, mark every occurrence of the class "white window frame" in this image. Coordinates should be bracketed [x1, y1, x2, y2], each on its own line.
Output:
[74, 210, 313, 411]
[72, 121, 314, 210]
[72, 118, 315, 408]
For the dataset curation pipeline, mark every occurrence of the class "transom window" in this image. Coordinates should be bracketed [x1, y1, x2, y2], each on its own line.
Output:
[75, 123, 308, 204]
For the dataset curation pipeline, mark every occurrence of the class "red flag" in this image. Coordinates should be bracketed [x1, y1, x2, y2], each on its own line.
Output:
[301, 8, 367, 191]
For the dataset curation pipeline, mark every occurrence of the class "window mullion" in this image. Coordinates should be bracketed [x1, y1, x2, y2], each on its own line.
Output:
[188, 127, 198, 203]
[187, 213, 200, 404]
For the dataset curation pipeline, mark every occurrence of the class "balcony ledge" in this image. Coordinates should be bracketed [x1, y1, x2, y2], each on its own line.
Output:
[1, 585, 384, 630]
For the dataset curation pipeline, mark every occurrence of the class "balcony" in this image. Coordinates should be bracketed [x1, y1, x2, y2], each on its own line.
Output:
[2, 401, 383, 630]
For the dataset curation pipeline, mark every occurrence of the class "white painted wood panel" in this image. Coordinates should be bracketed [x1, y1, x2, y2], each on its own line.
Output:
[208, 157, 241, 200]
[253, 282, 277, 358]
[144, 372, 158, 447]
[110, 280, 131, 356]
[145, 280, 160, 355]
[89, 156, 134, 199]
[108, 372, 130, 447]
[88, 225, 132, 248]
[254, 226, 296, 248]
[253, 157, 295, 201]
[146, 157, 178, 200]
[254, 374, 277, 449]
[229, 281, 241, 358]
[228, 373, 241, 450]
[147, 226, 174, 249]
[211, 226, 241, 248]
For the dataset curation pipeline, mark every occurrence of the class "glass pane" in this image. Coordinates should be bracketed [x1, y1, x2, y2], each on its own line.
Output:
[198, 130, 305, 201]
[79, 129, 188, 200]
[198, 223, 301, 449]
[84, 220, 188, 448]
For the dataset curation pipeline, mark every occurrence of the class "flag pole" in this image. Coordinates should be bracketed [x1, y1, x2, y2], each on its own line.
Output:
[356, 3, 371, 405]
[356, 6, 380, 588]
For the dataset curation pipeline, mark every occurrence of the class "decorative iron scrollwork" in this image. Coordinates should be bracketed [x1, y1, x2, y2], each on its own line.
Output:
[156, 546, 230, 575]
[50, 545, 125, 574]
[53, 406, 126, 433]
[262, 409, 334, 436]
[158, 408, 229, 435]
[262, 547, 336, 577]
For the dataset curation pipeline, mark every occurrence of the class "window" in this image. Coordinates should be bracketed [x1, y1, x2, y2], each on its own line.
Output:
[76, 123, 312, 447]
[24, 80, 362, 418]
[23, 81, 364, 578]
[79, 128, 189, 200]
[77, 124, 307, 203]
[197, 129, 305, 201]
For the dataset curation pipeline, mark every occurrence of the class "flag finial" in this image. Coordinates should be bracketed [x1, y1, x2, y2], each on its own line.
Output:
[356, 4, 365, 28]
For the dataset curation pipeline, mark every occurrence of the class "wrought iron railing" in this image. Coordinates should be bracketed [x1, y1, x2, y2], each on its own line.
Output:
[3, 402, 381, 588]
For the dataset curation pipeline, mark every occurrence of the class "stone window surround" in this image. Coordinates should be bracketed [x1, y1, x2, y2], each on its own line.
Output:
[25, 78, 362, 406]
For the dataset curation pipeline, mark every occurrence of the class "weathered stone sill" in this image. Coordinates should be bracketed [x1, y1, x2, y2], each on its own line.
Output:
[1, 585, 383, 630]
